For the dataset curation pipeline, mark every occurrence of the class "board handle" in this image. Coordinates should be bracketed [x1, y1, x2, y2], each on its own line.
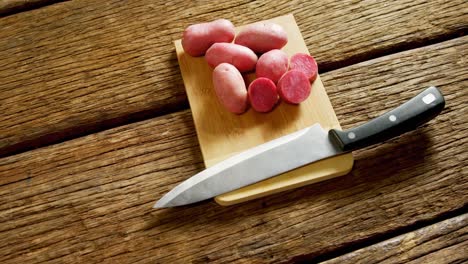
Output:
[329, 86, 445, 152]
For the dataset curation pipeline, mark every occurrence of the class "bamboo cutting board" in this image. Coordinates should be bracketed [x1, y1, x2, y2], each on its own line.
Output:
[174, 14, 353, 206]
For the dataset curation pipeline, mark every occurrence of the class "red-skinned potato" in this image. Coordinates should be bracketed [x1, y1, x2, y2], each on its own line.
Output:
[212, 63, 248, 114]
[256, 49, 289, 83]
[289, 53, 318, 81]
[235, 22, 288, 53]
[248, 77, 279, 113]
[205, 43, 257, 72]
[277, 70, 311, 104]
[182, 19, 235, 57]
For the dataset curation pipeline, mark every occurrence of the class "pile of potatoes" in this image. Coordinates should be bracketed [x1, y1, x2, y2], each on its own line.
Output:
[182, 19, 318, 114]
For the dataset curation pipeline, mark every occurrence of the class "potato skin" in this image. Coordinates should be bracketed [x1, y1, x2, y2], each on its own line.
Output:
[235, 22, 288, 53]
[256, 49, 289, 83]
[182, 19, 235, 57]
[212, 63, 248, 114]
[205, 43, 258, 72]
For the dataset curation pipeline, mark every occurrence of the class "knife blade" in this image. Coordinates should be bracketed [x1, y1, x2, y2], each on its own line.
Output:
[154, 86, 445, 208]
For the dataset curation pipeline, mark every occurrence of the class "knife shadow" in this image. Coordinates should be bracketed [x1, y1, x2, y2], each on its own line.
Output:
[144, 128, 432, 231]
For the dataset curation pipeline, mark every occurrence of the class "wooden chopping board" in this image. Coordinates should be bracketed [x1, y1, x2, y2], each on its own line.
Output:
[174, 14, 353, 206]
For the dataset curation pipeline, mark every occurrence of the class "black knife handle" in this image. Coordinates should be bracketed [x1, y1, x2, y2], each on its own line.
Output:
[329, 86, 445, 152]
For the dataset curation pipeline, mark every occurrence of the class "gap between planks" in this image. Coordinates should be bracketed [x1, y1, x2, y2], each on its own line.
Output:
[0, 0, 467, 158]
[0, 0, 67, 17]
[1, 33, 466, 159]
[293, 205, 468, 263]
[320, 212, 468, 264]
[0, 36, 466, 263]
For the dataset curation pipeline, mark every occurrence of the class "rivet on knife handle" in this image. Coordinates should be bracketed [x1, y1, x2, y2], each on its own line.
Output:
[328, 86, 445, 152]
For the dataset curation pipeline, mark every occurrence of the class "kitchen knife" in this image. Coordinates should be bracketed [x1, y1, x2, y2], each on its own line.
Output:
[154, 86, 445, 208]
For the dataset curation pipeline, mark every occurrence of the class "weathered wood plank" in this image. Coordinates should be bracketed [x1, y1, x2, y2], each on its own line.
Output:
[0, 0, 62, 16]
[0, 36, 466, 263]
[322, 214, 468, 264]
[0, 0, 466, 157]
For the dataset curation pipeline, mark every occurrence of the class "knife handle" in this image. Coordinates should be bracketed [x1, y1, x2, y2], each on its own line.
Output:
[329, 86, 445, 152]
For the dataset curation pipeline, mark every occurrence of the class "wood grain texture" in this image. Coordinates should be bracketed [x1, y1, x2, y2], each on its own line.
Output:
[175, 14, 353, 206]
[322, 214, 468, 264]
[1, 0, 467, 157]
[0, 0, 62, 16]
[0, 36, 466, 263]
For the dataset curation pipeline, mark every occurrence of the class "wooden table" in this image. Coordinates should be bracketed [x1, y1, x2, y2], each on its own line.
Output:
[1, 1, 467, 263]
